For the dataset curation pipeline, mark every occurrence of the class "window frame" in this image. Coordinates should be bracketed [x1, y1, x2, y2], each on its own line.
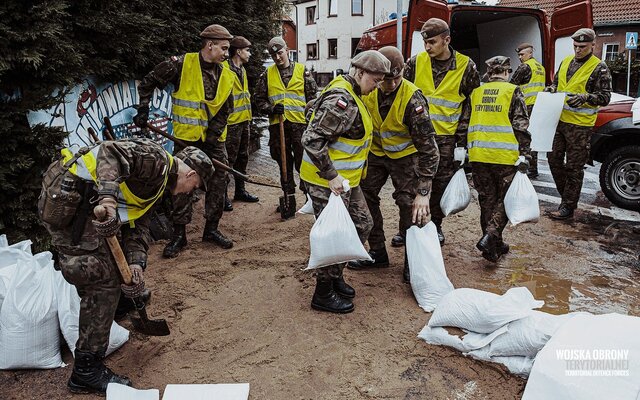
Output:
[307, 42, 319, 60]
[351, 0, 363, 16]
[328, 0, 338, 17]
[602, 42, 620, 61]
[328, 38, 338, 59]
[306, 5, 316, 25]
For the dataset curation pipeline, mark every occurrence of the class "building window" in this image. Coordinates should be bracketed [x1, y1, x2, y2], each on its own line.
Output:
[351, 37, 361, 56]
[328, 39, 338, 59]
[289, 50, 298, 62]
[603, 43, 620, 61]
[352, 0, 363, 15]
[328, 0, 337, 17]
[306, 6, 316, 25]
[307, 42, 318, 60]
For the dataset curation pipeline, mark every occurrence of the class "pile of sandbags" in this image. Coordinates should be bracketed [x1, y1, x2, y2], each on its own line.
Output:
[0, 235, 129, 370]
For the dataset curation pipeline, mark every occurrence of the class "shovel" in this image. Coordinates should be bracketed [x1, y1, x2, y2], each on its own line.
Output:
[278, 115, 296, 220]
[94, 205, 171, 336]
[145, 123, 281, 188]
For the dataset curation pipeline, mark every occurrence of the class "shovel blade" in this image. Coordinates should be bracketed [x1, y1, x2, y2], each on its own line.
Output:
[279, 194, 297, 220]
[129, 303, 170, 336]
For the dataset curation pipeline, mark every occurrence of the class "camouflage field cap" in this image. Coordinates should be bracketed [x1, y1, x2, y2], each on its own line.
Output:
[200, 24, 233, 40]
[175, 147, 214, 191]
[379, 46, 405, 78]
[351, 50, 391, 75]
[230, 36, 252, 48]
[485, 55, 511, 73]
[571, 28, 596, 43]
[420, 18, 450, 39]
[268, 37, 287, 55]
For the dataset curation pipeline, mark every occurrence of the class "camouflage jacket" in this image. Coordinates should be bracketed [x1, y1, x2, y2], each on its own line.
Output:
[548, 53, 612, 106]
[510, 62, 532, 86]
[137, 53, 233, 142]
[254, 61, 318, 116]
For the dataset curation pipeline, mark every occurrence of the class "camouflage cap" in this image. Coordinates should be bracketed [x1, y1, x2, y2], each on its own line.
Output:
[351, 50, 391, 75]
[571, 28, 596, 43]
[420, 18, 450, 39]
[485, 55, 511, 74]
[230, 36, 252, 48]
[379, 46, 405, 78]
[515, 42, 534, 53]
[268, 37, 287, 55]
[174, 147, 214, 191]
[200, 24, 233, 40]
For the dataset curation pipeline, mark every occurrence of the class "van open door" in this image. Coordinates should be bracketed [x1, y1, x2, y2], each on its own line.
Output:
[549, 0, 593, 77]
[405, 0, 451, 59]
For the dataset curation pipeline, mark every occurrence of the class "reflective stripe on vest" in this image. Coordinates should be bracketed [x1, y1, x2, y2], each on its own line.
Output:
[414, 51, 469, 135]
[363, 79, 418, 159]
[558, 55, 601, 127]
[300, 75, 373, 188]
[60, 146, 174, 225]
[223, 60, 252, 125]
[267, 63, 306, 125]
[520, 58, 546, 106]
[468, 81, 519, 165]
[172, 53, 234, 142]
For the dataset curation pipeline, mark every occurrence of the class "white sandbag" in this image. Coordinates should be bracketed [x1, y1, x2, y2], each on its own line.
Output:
[0, 253, 64, 369]
[406, 223, 454, 312]
[418, 325, 508, 353]
[440, 168, 471, 216]
[428, 287, 544, 333]
[504, 169, 540, 226]
[107, 383, 159, 400]
[55, 271, 129, 357]
[297, 194, 315, 215]
[162, 383, 250, 400]
[466, 346, 535, 378]
[0, 234, 7, 247]
[306, 187, 371, 270]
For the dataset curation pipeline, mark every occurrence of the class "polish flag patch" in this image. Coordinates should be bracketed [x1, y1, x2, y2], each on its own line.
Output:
[415, 105, 424, 114]
[337, 98, 348, 110]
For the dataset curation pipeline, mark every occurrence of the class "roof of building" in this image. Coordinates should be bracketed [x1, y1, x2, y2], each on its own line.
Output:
[497, 0, 640, 25]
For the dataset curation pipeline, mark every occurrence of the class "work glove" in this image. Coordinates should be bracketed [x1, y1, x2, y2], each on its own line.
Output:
[567, 93, 588, 108]
[92, 197, 120, 237]
[121, 264, 146, 299]
[272, 103, 285, 115]
[133, 105, 149, 128]
[543, 85, 556, 93]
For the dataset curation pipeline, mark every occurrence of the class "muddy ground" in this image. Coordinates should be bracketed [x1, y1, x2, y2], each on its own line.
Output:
[1, 150, 639, 400]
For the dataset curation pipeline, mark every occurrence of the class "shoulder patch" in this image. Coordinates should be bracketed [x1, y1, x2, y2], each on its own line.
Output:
[336, 97, 348, 110]
[415, 105, 424, 114]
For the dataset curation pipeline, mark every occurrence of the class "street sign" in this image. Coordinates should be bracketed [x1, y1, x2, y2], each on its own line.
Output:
[625, 32, 638, 50]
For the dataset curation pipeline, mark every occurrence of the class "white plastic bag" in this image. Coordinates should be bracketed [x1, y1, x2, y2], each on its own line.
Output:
[466, 346, 535, 378]
[55, 271, 129, 357]
[428, 287, 544, 333]
[504, 168, 540, 226]
[297, 194, 315, 215]
[0, 252, 64, 369]
[406, 223, 454, 312]
[306, 189, 371, 270]
[440, 168, 471, 216]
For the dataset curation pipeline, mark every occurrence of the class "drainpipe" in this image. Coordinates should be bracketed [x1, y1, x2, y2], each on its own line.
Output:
[373, 0, 376, 26]
[292, 2, 299, 62]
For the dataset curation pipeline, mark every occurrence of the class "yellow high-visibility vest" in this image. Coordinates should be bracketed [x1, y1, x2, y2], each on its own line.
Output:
[520, 58, 546, 106]
[363, 79, 419, 159]
[468, 81, 519, 166]
[171, 53, 234, 142]
[558, 55, 601, 127]
[223, 60, 252, 125]
[267, 63, 306, 125]
[414, 51, 469, 135]
[300, 75, 373, 188]
[61, 146, 173, 226]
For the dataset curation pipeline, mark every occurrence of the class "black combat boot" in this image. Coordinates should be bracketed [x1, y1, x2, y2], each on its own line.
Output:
[498, 240, 510, 255]
[162, 224, 187, 258]
[332, 269, 355, 298]
[549, 204, 574, 220]
[311, 277, 354, 313]
[223, 193, 233, 212]
[403, 251, 410, 283]
[202, 220, 233, 249]
[476, 232, 500, 262]
[347, 248, 390, 270]
[67, 350, 132, 394]
[391, 232, 405, 247]
[234, 180, 259, 203]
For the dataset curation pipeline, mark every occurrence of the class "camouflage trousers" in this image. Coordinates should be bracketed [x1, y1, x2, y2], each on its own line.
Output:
[307, 183, 373, 282]
[471, 162, 516, 241]
[430, 135, 457, 226]
[225, 121, 251, 180]
[360, 153, 419, 250]
[171, 138, 228, 225]
[547, 121, 592, 210]
[268, 120, 306, 194]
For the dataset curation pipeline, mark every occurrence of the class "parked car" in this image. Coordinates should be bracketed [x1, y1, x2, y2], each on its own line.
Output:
[357, 0, 640, 211]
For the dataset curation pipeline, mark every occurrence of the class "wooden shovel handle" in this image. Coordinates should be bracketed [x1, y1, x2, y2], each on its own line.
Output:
[94, 205, 132, 285]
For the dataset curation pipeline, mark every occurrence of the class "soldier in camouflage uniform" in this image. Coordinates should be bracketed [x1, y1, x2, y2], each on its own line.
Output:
[405, 18, 481, 246]
[544, 28, 612, 220]
[300, 50, 390, 314]
[347, 46, 439, 283]
[38, 139, 213, 394]
[254, 37, 318, 209]
[469, 56, 530, 262]
[134, 24, 236, 256]
[223, 35, 259, 211]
